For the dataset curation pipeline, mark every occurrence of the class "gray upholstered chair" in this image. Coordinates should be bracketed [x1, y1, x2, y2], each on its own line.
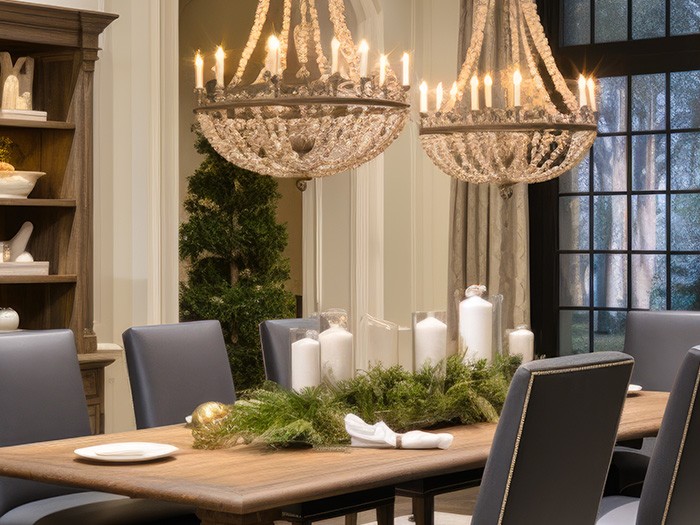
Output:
[623, 311, 700, 391]
[470, 351, 634, 525]
[0, 330, 197, 525]
[597, 346, 700, 524]
[259, 318, 320, 388]
[122, 320, 236, 428]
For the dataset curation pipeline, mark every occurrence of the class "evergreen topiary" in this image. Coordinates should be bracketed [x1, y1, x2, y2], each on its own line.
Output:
[179, 133, 296, 392]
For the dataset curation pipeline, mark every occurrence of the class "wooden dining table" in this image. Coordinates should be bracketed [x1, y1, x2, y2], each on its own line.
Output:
[0, 391, 668, 525]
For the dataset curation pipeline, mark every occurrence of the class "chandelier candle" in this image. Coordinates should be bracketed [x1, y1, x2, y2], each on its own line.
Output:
[587, 77, 597, 111]
[513, 69, 522, 106]
[484, 74, 493, 108]
[358, 40, 369, 77]
[266, 35, 281, 76]
[214, 46, 224, 88]
[508, 325, 534, 363]
[470, 75, 479, 110]
[402, 52, 410, 86]
[413, 313, 447, 370]
[420, 82, 428, 113]
[379, 54, 388, 86]
[459, 285, 494, 363]
[331, 37, 340, 75]
[435, 82, 443, 112]
[578, 75, 587, 108]
[194, 52, 203, 89]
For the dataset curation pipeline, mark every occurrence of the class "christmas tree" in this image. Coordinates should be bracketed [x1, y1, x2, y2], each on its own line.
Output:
[180, 134, 296, 391]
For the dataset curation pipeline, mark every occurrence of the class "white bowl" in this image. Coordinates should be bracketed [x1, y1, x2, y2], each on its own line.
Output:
[0, 171, 45, 198]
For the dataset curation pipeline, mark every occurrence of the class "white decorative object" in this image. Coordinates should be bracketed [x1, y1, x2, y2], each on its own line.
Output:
[508, 325, 535, 362]
[418, 0, 597, 198]
[0, 171, 44, 198]
[319, 309, 353, 383]
[412, 311, 447, 370]
[1, 221, 32, 261]
[458, 285, 493, 363]
[14, 251, 33, 262]
[344, 414, 453, 450]
[0, 307, 19, 331]
[290, 329, 321, 391]
[0, 53, 36, 114]
[2, 75, 18, 110]
[193, 0, 410, 185]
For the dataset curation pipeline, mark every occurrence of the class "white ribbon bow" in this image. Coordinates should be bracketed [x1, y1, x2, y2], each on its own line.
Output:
[344, 414, 453, 450]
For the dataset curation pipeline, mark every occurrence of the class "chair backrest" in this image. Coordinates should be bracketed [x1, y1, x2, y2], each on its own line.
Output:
[472, 351, 634, 525]
[259, 318, 320, 389]
[637, 346, 700, 525]
[122, 320, 236, 429]
[0, 330, 91, 515]
[624, 311, 700, 391]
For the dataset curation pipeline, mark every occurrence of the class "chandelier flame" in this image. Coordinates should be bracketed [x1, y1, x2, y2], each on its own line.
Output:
[194, 0, 410, 186]
[419, 0, 597, 198]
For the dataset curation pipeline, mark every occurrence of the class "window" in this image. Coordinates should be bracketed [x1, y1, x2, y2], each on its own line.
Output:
[528, 0, 700, 356]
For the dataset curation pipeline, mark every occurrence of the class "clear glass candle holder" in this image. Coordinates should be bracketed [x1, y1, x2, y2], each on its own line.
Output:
[360, 314, 398, 369]
[289, 328, 320, 391]
[319, 308, 354, 383]
[412, 311, 447, 371]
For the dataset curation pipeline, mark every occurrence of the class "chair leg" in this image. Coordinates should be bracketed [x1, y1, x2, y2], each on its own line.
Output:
[345, 513, 359, 525]
[411, 495, 435, 525]
[376, 500, 395, 525]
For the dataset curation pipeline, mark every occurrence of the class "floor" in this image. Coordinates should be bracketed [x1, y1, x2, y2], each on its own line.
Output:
[315, 487, 480, 525]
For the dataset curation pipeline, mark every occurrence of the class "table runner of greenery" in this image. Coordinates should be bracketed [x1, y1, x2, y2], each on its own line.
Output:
[192, 354, 522, 449]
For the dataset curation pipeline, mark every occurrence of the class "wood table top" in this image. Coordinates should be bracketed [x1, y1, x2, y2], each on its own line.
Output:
[0, 391, 668, 516]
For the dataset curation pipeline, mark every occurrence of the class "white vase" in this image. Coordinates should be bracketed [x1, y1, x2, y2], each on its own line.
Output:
[0, 307, 19, 331]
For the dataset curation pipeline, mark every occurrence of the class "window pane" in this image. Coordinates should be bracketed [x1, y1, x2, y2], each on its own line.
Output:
[632, 195, 666, 250]
[560, 197, 590, 250]
[671, 70, 700, 129]
[632, 254, 667, 309]
[671, 194, 700, 250]
[561, 254, 591, 307]
[597, 77, 628, 133]
[671, 0, 700, 35]
[633, 0, 666, 39]
[595, 0, 629, 42]
[594, 195, 628, 250]
[559, 311, 590, 355]
[671, 132, 700, 190]
[593, 311, 627, 351]
[671, 255, 700, 309]
[632, 74, 666, 131]
[563, 0, 592, 45]
[559, 154, 590, 193]
[594, 137, 628, 191]
[594, 254, 628, 307]
[632, 135, 667, 191]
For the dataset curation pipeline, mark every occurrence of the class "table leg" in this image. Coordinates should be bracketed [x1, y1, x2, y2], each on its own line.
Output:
[196, 508, 279, 525]
[411, 495, 435, 525]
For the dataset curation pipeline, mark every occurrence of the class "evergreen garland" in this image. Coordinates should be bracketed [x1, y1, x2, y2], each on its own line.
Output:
[192, 354, 521, 450]
[179, 134, 296, 391]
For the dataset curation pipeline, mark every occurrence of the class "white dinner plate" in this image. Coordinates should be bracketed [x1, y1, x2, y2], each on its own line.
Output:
[628, 384, 643, 393]
[74, 442, 178, 463]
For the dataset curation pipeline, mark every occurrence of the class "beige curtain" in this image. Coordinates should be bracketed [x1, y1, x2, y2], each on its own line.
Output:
[446, 0, 531, 351]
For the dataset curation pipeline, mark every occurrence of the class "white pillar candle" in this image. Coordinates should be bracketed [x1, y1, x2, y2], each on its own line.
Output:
[458, 287, 493, 363]
[484, 74, 493, 108]
[379, 54, 388, 86]
[470, 75, 479, 111]
[513, 70, 522, 107]
[578, 74, 587, 108]
[195, 51, 204, 89]
[414, 315, 447, 369]
[215, 46, 225, 88]
[320, 325, 354, 383]
[419, 81, 428, 113]
[331, 37, 340, 74]
[587, 77, 597, 111]
[508, 325, 534, 363]
[401, 52, 410, 86]
[435, 82, 443, 111]
[291, 337, 321, 390]
[267, 35, 281, 76]
[358, 40, 369, 77]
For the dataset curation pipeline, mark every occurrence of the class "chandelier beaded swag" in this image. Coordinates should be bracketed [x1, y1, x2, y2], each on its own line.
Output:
[193, 0, 411, 191]
[193, 0, 597, 196]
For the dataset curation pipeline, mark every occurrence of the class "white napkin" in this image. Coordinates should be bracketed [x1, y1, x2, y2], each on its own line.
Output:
[344, 414, 453, 450]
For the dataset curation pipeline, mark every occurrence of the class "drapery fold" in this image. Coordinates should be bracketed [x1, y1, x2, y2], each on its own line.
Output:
[446, 0, 531, 352]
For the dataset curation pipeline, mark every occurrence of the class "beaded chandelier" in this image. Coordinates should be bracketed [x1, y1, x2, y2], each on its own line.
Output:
[418, 0, 597, 198]
[194, 0, 410, 190]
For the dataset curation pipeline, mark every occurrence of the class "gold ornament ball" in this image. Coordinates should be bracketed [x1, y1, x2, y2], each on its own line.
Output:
[190, 401, 231, 427]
